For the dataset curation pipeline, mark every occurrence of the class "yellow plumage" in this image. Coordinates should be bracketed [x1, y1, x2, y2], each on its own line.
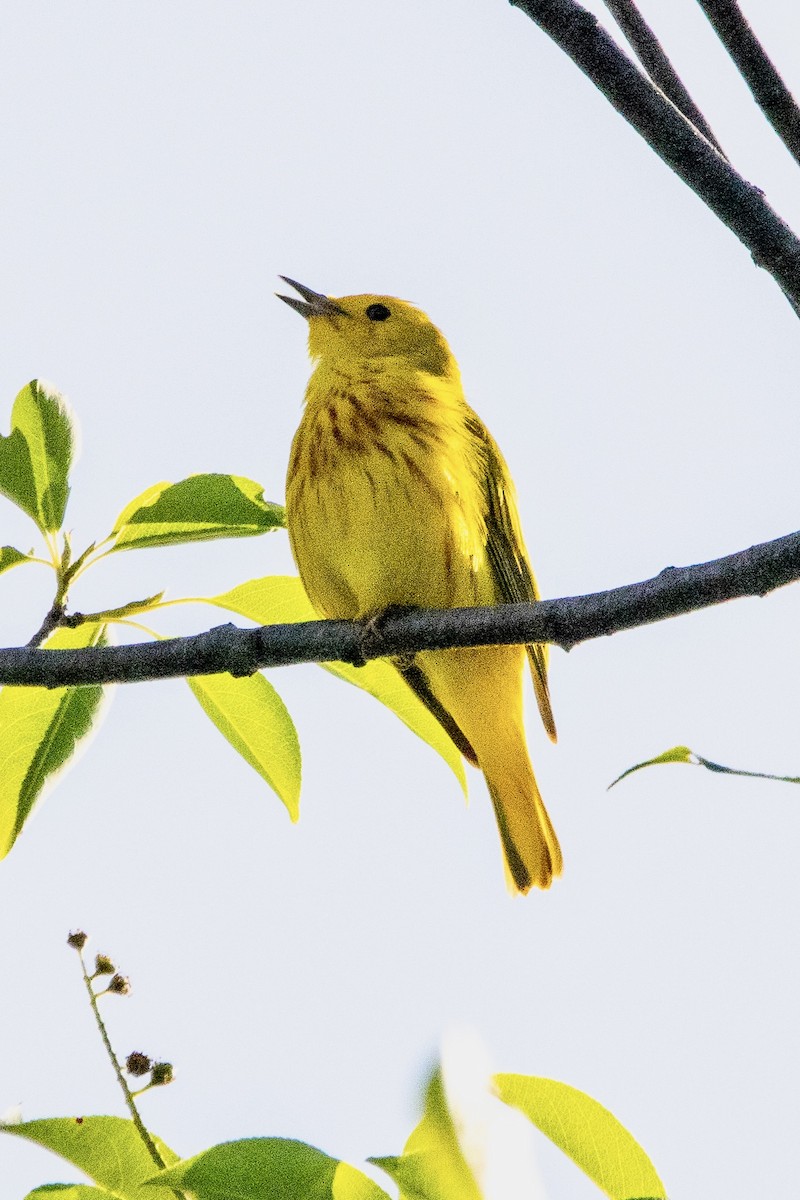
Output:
[279, 278, 561, 892]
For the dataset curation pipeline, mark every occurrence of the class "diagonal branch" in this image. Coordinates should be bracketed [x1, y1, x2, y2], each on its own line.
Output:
[603, 0, 727, 155]
[0, 529, 797, 689]
[510, 0, 800, 310]
[696, 0, 800, 168]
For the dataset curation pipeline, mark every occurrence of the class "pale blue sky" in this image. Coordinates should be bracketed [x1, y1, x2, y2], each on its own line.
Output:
[2, 3, 800, 1197]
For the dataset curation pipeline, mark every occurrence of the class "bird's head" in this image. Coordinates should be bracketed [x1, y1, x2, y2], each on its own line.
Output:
[277, 277, 457, 378]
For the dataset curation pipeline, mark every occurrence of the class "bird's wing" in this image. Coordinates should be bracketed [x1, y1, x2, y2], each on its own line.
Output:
[467, 413, 558, 743]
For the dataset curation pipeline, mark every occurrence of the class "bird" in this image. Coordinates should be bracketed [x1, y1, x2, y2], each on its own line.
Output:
[277, 277, 561, 892]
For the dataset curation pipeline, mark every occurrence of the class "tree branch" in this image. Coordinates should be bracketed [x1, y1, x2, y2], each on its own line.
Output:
[0, 530, 797, 689]
[510, 0, 800, 310]
[603, 0, 727, 155]
[696, 0, 800, 168]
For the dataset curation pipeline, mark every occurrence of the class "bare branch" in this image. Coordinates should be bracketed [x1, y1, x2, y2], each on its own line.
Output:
[696, 0, 800, 168]
[603, 0, 726, 155]
[510, 0, 800, 310]
[0, 530, 797, 690]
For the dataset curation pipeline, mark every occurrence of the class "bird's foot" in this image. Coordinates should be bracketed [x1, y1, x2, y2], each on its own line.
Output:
[357, 604, 418, 666]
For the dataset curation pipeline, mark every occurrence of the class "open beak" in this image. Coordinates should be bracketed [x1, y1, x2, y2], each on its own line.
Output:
[276, 276, 348, 319]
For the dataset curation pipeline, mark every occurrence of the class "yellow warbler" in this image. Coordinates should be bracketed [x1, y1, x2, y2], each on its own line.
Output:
[278, 277, 561, 892]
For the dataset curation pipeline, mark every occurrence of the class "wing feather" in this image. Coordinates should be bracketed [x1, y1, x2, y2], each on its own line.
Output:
[466, 412, 557, 743]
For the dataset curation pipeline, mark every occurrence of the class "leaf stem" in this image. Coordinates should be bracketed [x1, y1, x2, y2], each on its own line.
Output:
[106, 618, 161, 638]
[144, 596, 208, 610]
[43, 532, 60, 569]
[18, 555, 55, 568]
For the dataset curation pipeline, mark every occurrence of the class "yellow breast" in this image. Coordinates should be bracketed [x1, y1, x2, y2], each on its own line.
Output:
[285, 361, 494, 620]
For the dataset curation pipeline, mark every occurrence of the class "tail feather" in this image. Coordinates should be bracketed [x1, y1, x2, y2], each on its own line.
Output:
[417, 644, 562, 894]
[486, 764, 562, 894]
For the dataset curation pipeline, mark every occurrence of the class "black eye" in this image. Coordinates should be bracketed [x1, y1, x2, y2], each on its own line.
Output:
[365, 303, 391, 321]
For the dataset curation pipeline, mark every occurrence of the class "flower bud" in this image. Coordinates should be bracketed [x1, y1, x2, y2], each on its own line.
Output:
[150, 1062, 174, 1087]
[107, 974, 132, 996]
[125, 1052, 152, 1077]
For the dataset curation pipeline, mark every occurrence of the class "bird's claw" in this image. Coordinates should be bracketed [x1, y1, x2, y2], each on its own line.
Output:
[358, 605, 417, 666]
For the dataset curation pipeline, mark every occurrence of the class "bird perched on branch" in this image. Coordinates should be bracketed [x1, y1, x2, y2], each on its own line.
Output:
[278, 277, 560, 892]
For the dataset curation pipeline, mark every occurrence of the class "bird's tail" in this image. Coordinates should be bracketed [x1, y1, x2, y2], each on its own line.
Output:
[417, 644, 562, 893]
[485, 758, 562, 894]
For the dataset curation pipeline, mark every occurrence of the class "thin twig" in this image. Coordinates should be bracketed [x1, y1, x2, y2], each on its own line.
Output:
[0, 529, 797, 689]
[26, 540, 74, 647]
[510, 0, 800, 311]
[696, 0, 800, 168]
[73, 946, 186, 1200]
[26, 601, 66, 648]
[77, 956, 168, 1169]
[603, 0, 727, 155]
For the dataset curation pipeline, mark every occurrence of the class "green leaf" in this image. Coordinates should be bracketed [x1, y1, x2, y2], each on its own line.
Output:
[2, 1116, 178, 1200]
[188, 671, 301, 820]
[208, 577, 467, 796]
[0, 380, 75, 532]
[144, 1137, 390, 1199]
[371, 1069, 482, 1200]
[609, 745, 800, 789]
[24, 1186, 121, 1199]
[109, 475, 284, 551]
[494, 1074, 666, 1200]
[0, 623, 109, 858]
[0, 545, 32, 575]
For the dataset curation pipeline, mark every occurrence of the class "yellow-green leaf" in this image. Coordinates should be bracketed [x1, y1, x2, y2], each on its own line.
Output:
[25, 1186, 120, 1199]
[331, 1162, 390, 1200]
[0, 545, 32, 575]
[110, 480, 169, 530]
[208, 577, 467, 796]
[0, 623, 109, 857]
[371, 1069, 482, 1200]
[608, 745, 696, 788]
[188, 671, 301, 819]
[0, 380, 75, 532]
[494, 1074, 666, 1200]
[2, 1116, 178, 1200]
[109, 474, 284, 551]
[144, 1137, 390, 1199]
